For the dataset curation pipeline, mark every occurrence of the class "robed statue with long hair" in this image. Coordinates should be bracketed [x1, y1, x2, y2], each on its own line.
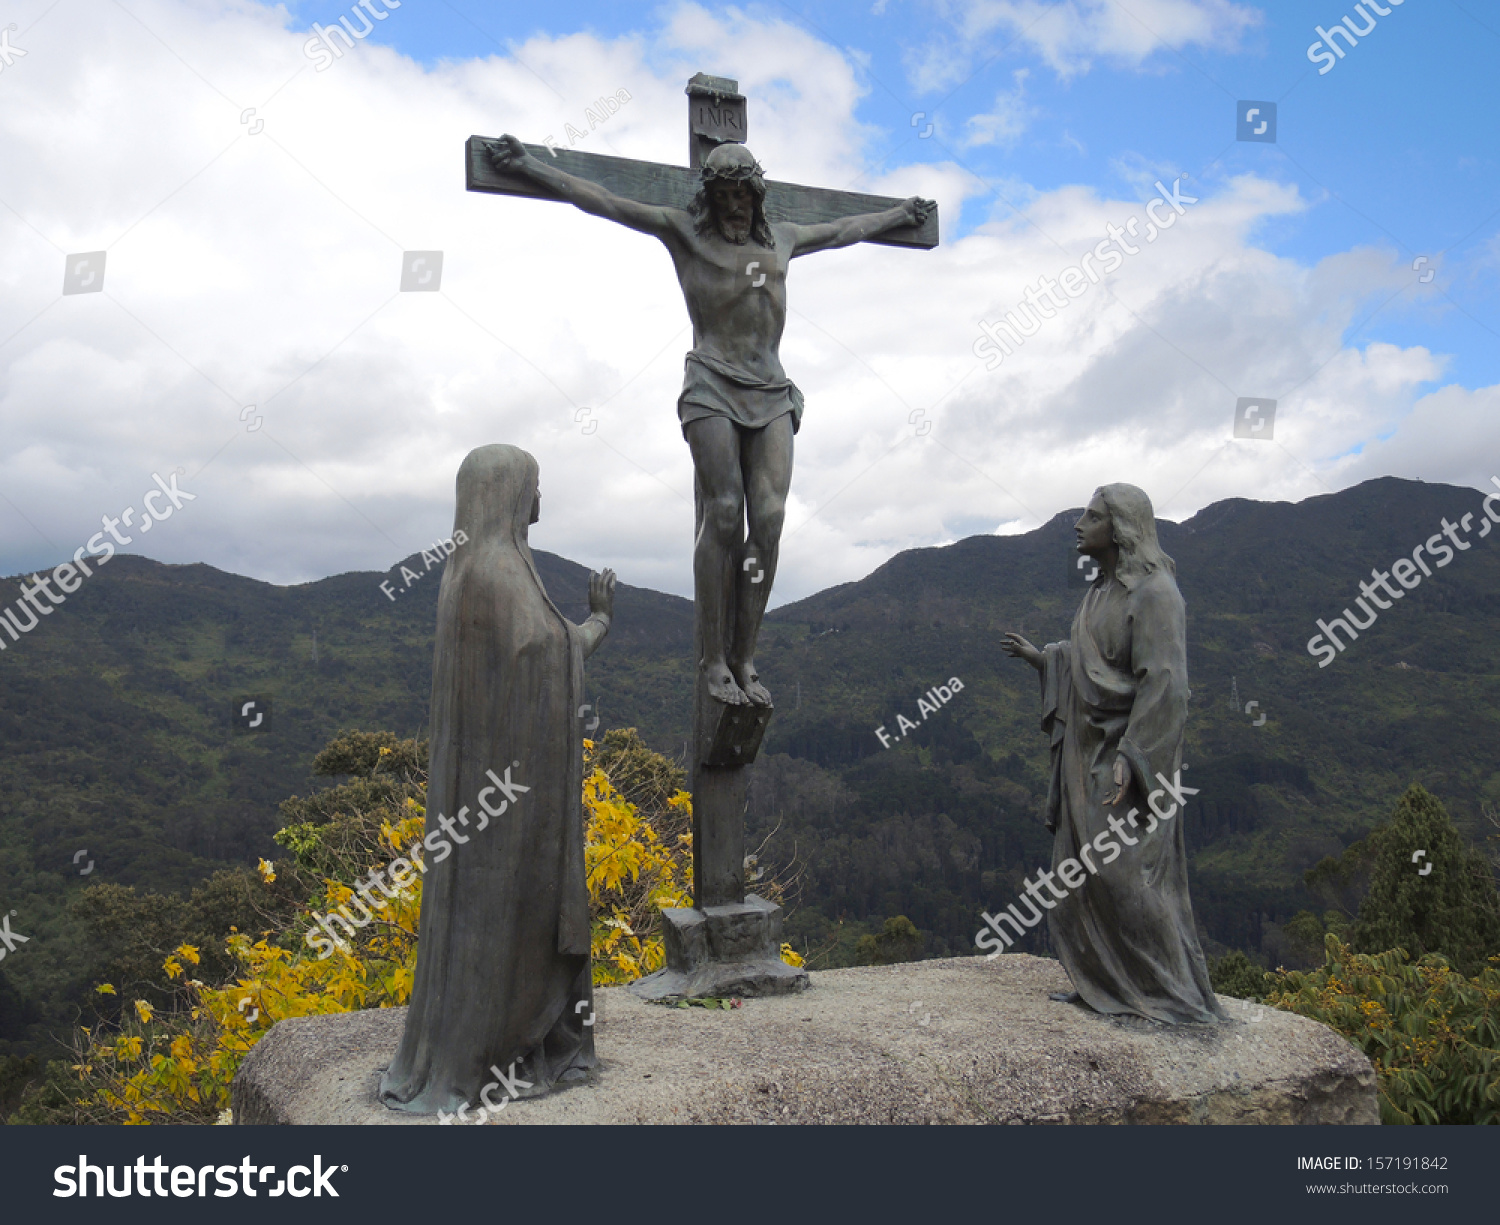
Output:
[380, 444, 616, 1114]
[1003, 484, 1224, 1025]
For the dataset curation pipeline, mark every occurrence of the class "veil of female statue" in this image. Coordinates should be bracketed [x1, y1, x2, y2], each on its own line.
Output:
[381, 444, 615, 1113]
[1004, 484, 1224, 1025]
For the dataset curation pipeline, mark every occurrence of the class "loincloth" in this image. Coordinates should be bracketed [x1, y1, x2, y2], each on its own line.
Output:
[677, 349, 803, 438]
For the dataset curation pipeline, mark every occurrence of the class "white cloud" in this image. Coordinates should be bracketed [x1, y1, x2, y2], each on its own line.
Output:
[964, 68, 1036, 147]
[910, 0, 1262, 86]
[0, 0, 1493, 612]
[1343, 382, 1500, 493]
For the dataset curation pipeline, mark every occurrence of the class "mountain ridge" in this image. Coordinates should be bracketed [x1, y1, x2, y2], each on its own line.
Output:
[1, 474, 1497, 1051]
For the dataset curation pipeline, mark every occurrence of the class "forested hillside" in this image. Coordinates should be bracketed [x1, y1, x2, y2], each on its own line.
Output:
[2, 475, 1497, 1055]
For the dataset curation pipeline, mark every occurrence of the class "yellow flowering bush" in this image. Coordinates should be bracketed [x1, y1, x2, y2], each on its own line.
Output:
[59, 729, 797, 1123]
[70, 812, 426, 1125]
[1265, 935, 1500, 1125]
[585, 760, 693, 984]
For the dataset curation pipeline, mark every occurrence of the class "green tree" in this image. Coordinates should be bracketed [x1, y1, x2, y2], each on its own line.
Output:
[1351, 784, 1500, 976]
[70, 866, 304, 1006]
[308, 729, 428, 780]
[855, 915, 923, 966]
[1208, 950, 1271, 1000]
[1304, 837, 1378, 921]
[590, 728, 687, 814]
[1273, 909, 1351, 970]
[273, 730, 428, 884]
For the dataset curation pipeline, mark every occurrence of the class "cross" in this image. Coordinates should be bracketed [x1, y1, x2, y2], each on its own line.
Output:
[466, 74, 938, 253]
[466, 75, 937, 948]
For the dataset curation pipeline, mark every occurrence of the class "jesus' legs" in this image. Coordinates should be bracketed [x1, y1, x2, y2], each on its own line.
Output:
[687, 417, 749, 705]
[729, 415, 792, 707]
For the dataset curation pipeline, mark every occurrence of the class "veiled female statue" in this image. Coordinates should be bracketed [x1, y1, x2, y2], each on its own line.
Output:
[1002, 484, 1223, 1025]
[381, 444, 616, 1114]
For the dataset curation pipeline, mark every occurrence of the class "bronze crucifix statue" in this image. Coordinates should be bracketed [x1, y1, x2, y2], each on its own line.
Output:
[478, 85, 934, 711]
[468, 74, 937, 994]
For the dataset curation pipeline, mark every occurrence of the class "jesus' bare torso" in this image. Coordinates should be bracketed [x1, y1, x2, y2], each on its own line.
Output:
[489, 135, 933, 707]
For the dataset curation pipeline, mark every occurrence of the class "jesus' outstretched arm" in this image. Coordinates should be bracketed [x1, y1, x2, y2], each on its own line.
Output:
[486, 134, 681, 238]
[789, 197, 936, 257]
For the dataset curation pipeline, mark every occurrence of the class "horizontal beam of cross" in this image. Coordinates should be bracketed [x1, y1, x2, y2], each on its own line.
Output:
[465, 138, 939, 250]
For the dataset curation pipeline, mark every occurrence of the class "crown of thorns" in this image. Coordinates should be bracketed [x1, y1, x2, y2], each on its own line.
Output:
[700, 158, 765, 183]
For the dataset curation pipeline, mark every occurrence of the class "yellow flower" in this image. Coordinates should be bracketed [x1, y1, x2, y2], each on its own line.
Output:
[95, 983, 117, 995]
[257, 858, 277, 884]
[176, 944, 201, 965]
[134, 999, 154, 1024]
[779, 943, 805, 968]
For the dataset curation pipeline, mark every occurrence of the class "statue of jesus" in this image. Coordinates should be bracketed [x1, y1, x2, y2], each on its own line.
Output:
[489, 136, 934, 708]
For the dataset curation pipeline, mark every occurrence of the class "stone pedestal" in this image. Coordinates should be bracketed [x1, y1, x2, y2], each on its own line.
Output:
[232, 956, 1379, 1125]
[628, 894, 808, 1001]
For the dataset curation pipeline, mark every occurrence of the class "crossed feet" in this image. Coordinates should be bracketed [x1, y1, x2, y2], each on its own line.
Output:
[703, 657, 772, 707]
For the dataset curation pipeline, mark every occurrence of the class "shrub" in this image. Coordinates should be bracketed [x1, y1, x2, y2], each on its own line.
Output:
[1209, 950, 1271, 1000]
[17, 729, 796, 1124]
[1265, 935, 1500, 1125]
[855, 915, 923, 966]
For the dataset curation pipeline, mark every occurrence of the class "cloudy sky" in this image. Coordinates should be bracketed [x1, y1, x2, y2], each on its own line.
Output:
[2, 0, 1496, 603]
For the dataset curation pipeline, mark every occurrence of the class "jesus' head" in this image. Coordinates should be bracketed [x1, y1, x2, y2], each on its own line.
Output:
[692, 144, 775, 247]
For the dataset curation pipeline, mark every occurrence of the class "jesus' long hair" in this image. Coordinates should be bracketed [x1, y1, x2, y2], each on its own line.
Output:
[1097, 483, 1176, 588]
[688, 164, 775, 247]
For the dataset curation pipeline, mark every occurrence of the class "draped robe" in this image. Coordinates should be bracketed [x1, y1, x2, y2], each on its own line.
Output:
[1037, 567, 1224, 1025]
[380, 445, 597, 1113]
